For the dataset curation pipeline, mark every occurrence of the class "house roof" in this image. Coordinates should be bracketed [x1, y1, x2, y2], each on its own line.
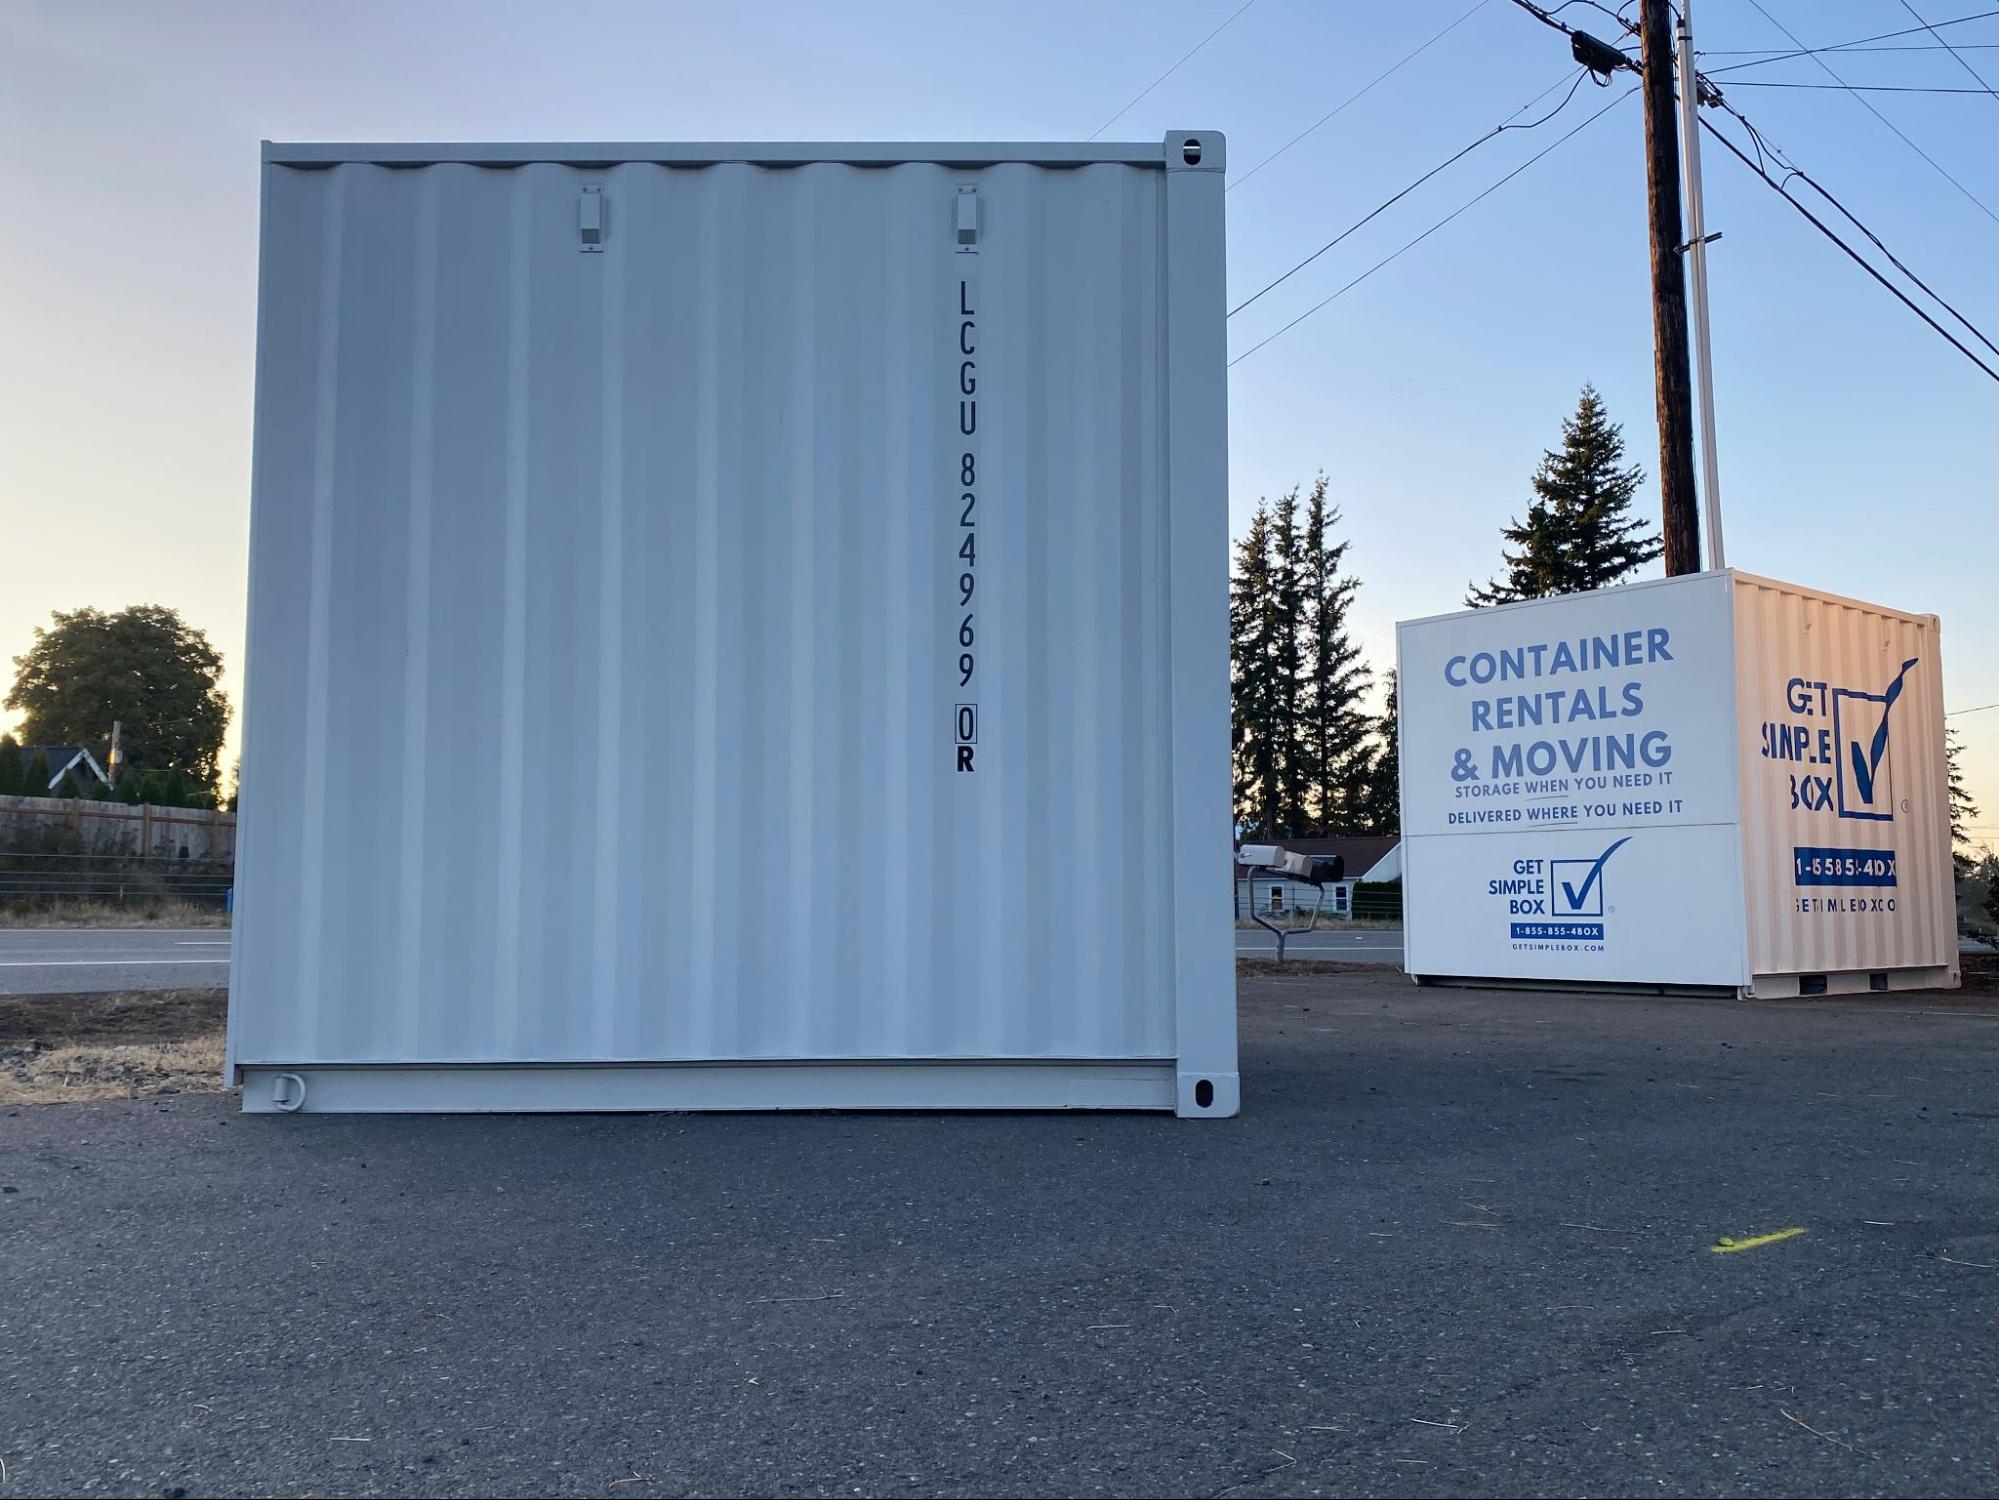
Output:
[1234, 835, 1399, 880]
[17, 745, 111, 790]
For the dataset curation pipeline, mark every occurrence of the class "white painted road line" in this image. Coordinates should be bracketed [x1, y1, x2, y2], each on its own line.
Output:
[176, 940, 232, 946]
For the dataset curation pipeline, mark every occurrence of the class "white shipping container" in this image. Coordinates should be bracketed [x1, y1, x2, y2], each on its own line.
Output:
[1398, 571, 1957, 996]
[229, 136, 1237, 1115]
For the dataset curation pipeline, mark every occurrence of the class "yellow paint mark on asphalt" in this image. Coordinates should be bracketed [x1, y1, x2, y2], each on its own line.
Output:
[1712, 1227, 1807, 1254]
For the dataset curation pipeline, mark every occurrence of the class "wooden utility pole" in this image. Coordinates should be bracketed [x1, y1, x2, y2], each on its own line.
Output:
[1639, 0, 1701, 575]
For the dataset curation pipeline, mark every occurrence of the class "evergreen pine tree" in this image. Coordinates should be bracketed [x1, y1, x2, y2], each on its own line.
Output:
[1948, 730, 1980, 880]
[0, 735, 22, 797]
[22, 751, 50, 799]
[1266, 487, 1310, 835]
[1357, 672, 1400, 834]
[1230, 503, 1282, 838]
[162, 767, 189, 808]
[1298, 476, 1373, 832]
[1469, 384, 1661, 606]
[1983, 851, 1999, 938]
[117, 770, 145, 804]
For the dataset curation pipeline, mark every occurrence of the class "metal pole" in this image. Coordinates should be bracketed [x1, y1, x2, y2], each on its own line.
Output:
[1676, 0, 1726, 570]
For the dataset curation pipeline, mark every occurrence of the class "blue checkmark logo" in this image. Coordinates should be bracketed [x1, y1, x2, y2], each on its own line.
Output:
[1848, 658, 1918, 804]
[1551, 836, 1631, 918]
[1833, 658, 1918, 821]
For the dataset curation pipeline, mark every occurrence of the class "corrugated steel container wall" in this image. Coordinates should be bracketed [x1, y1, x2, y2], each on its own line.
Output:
[230, 140, 1236, 1111]
[1731, 573, 1954, 982]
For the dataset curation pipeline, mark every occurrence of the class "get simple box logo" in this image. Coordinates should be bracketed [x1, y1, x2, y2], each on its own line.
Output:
[1756, 657, 1918, 824]
[1491, 836, 1631, 948]
[1755, 656, 1919, 913]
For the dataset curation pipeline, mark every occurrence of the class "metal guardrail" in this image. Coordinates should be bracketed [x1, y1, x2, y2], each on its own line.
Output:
[1352, 884, 1404, 921]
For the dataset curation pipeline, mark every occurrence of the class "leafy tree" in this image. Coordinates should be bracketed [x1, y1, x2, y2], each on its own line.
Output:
[20, 750, 50, 798]
[1948, 729, 1980, 881]
[1984, 851, 1999, 938]
[5, 605, 230, 793]
[0, 734, 22, 797]
[1468, 384, 1662, 606]
[1297, 477, 1373, 832]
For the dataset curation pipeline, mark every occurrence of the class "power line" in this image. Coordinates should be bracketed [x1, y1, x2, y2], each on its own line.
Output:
[1708, 100, 1999, 361]
[1703, 43, 1999, 57]
[1741, 0, 1999, 229]
[1505, 0, 1639, 51]
[1229, 0, 1494, 192]
[1896, 0, 1999, 99]
[1089, 0, 1260, 141]
[1229, 67, 1588, 320]
[1699, 7, 1999, 60]
[1726, 80, 1998, 92]
[1703, 43, 1999, 74]
[1949, 702, 1999, 716]
[1230, 86, 1635, 368]
[1698, 110, 1999, 383]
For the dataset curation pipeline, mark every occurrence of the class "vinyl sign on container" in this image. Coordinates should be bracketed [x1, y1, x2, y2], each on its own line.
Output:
[1400, 574, 1744, 986]
[1730, 574, 1952, 984]
[1399, 571, 1954, 994]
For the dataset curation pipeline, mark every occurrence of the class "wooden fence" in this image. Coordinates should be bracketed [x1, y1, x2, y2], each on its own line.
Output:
[0, 794, 236, 861]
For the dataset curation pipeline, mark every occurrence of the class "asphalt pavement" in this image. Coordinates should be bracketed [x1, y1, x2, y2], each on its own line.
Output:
[0, 928, 232, 995]
[1235, 922, 1403, 962]
[4, 969, 1997, 1498]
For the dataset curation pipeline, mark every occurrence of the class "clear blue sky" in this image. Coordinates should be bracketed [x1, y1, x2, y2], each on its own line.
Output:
[1, 0, 1992, 836]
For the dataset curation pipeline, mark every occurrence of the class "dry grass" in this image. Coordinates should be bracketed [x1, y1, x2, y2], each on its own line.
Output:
[1963, 952, 1999, 996]
[0, 898, 230, 929]
[1236, 956, 1401, 978]
[0, 986, 231, 1105]
[0, 1034, 226, 1104]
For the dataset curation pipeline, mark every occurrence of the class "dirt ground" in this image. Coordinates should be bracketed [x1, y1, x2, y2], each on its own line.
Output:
[0, 986, 228, 1105]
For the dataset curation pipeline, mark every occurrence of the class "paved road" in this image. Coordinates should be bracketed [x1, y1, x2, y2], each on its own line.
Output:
[1236, 923, 1403, 962]
[0, 927, 232, 995]
[5, 973, 1997, 1498]
[8, 924, 1985, 995]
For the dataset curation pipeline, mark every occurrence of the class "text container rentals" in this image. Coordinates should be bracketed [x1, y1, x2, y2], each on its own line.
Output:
[1399, 572, 1956, 996]
[230, 136, 1236, 1114]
